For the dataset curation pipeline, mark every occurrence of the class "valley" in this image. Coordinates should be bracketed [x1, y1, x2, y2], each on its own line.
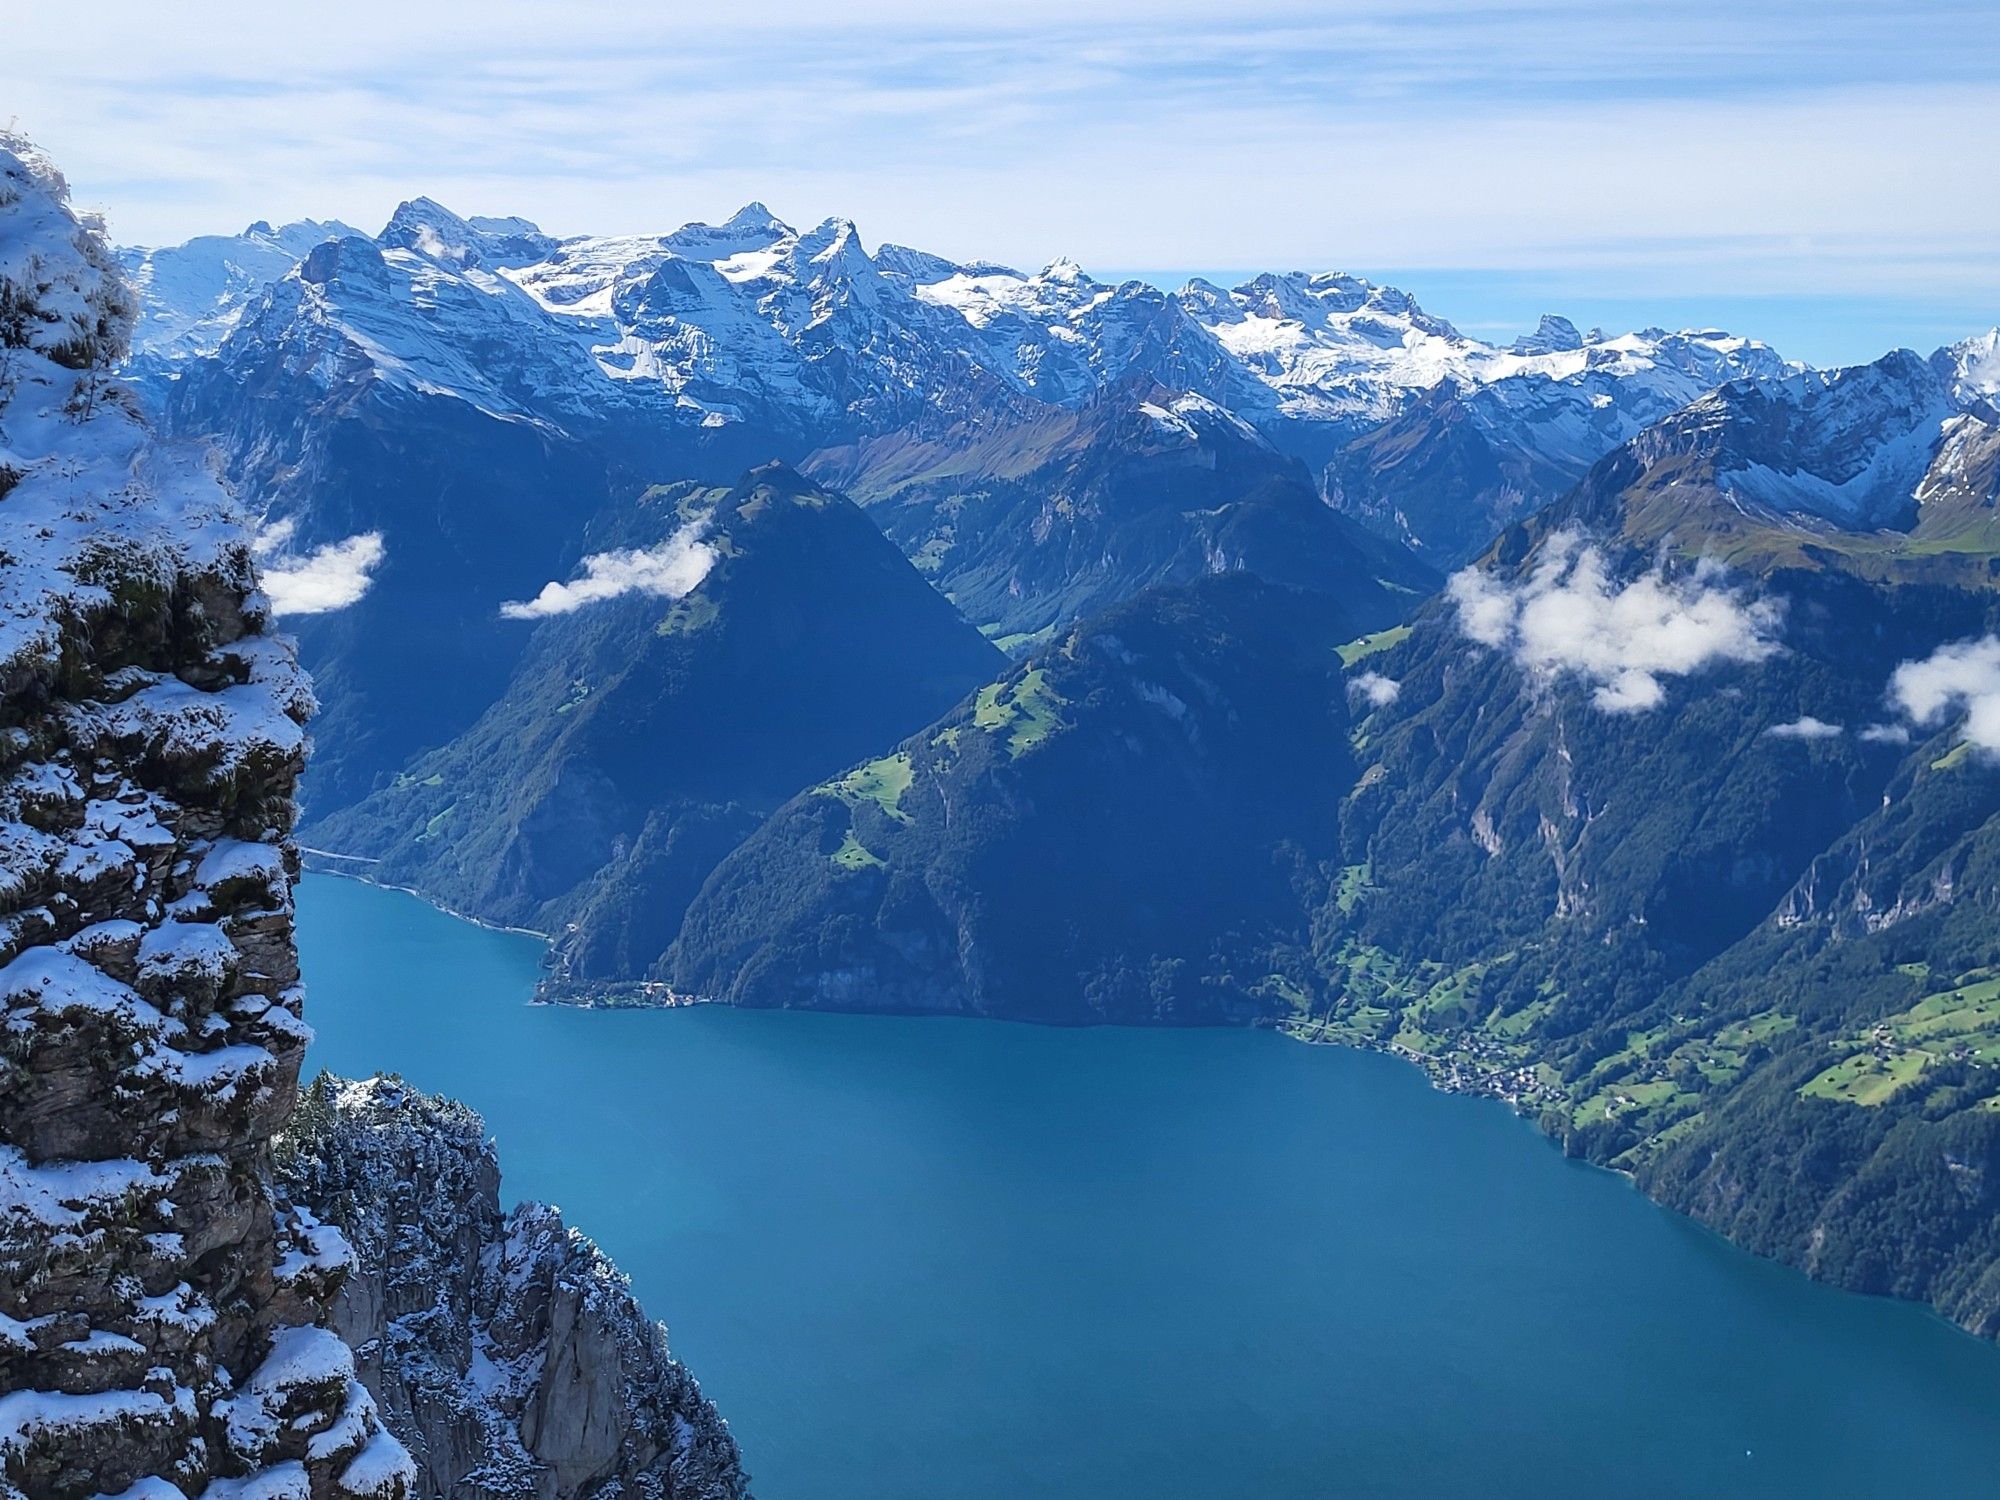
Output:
[107, 184, 2000, 1350]
[11, 97, 2000, 1495]
[299, 873, 2000, 1500]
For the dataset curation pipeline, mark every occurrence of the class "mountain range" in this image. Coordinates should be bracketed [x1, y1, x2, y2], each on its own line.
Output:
[111, 190, 2000, 1344]
[127, 197, 1795, 558]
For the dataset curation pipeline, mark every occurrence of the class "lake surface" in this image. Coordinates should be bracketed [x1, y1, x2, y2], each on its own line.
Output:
[299, 874, 2000, 1499]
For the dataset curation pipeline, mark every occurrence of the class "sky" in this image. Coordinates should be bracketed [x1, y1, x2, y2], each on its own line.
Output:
[14, 0, 1999, 366]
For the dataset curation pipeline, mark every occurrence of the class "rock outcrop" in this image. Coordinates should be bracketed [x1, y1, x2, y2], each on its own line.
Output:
[0, 134, 413, 1498]
[277, 1078, 748, 1500]
[2, 132, 746, 1500]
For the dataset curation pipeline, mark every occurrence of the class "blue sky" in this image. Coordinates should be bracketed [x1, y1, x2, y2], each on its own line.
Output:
[18, 0, 1999, 366]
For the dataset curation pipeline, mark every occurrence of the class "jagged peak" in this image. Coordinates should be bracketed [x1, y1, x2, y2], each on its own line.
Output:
[658, 203, 794, 262]
[380, 194, 468, 237]
[297, 233, 389, 288]
[798, 214, 863, 254]
[1118, 382, 1272, 451]
[791, 216, 877, 284]
[1512, 313, 1585, 355]
[723, 200, 786, 231]
[1935, 327, 2000, 411]
[378, 196, 553, 269]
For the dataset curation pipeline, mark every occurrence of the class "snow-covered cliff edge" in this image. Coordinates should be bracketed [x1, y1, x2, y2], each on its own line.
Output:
[0, 131, 413, 1500]
[1, 132, 747, 1500]
[278, 1078, 747, 1500]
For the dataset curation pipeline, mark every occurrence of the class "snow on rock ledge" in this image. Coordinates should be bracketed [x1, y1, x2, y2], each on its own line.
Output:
[0, 132, 412, 1499]
[277, 1076, 749, 1500]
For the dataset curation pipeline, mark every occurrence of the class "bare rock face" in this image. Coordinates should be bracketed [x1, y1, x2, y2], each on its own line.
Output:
[277, 1078, 750, 1500]
[0, 135, 414, 1498]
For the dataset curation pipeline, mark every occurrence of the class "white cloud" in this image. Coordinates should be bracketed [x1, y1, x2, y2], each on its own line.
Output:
[1889, 635, 2000, 753]
[1448, 533, 1781, 713]
[256, 527, 385, 616]
[1765, 715, 1842, 740]
[1859, 722, 1911, 745]
[1350, 671, 1400, 708]
[500, 524, 716, 620]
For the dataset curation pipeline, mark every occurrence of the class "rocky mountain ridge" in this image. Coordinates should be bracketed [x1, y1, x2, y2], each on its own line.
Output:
[128, 198, 1799, 564]
[278, 1077, 747, 1500]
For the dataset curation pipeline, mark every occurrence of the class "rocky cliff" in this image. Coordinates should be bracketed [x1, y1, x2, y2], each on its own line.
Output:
[1, 133, 747, 1500]
[0, 132, 414, 1499]
[277, 1078, 747, 1500]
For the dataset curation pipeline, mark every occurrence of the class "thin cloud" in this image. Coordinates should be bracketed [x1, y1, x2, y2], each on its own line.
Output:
[18, 1, 2000, 319]
[501, 525, 716, 619]
[1765, 715, 1842, 740]
[1448, 533, 1781, 713]
[1889, 635, 2000, 754]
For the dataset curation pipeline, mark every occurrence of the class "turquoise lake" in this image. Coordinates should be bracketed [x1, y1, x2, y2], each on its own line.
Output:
[298, 874, 2000, 1498]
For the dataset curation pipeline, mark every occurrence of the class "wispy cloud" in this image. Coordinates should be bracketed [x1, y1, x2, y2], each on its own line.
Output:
[1890, 635, 2000, 754]
[1449, 534, 1781, 712]
[500, 525, 716, 619]
[1765, 715, 1843, 740]
[17, 0, 2000, 319]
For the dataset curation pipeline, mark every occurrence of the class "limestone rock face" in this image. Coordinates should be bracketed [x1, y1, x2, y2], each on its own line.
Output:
[0, 134, 413, 1498]
[277, 1078, 749, 1500]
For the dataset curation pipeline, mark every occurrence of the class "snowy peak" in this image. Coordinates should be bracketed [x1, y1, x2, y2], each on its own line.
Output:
[1128, 387, 1273, 452]
[662, 201, 794, 260]
[1513, 314, 1584, 355]
[118, 216, 359, 379]
[132, 194, 1808, 450]
[874, 242, 1021, 286]
[1642, 347, 1959, 530]
[244, 216, 365, 254]
[1223, 269, 1459, 341]
[133, 191, 1836, 549]
[791, 216, 873, 280]
[1935, 328, 2000, 415]
[378, 196, 556, 269]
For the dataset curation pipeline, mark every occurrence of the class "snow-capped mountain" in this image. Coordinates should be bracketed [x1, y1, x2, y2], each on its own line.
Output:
[129, 197, 1800, 562]
[1545, 337, 2000, 576]
[1665, 350, 1961, 529]
[117, 214, 358, 390]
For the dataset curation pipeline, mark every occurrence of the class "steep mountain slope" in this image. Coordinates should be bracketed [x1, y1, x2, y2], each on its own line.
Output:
[279, 1077, 747, 1499]
[1295, 353, 2000, 1336]
[0, 133, 748, 1498]
[810, 384, 1437, 644]
[1631, 747, 2000, 1335]
[0, 136, 411, 1499]
[667, 576, 1359, 1023]
[307, 465, 1003, 990]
